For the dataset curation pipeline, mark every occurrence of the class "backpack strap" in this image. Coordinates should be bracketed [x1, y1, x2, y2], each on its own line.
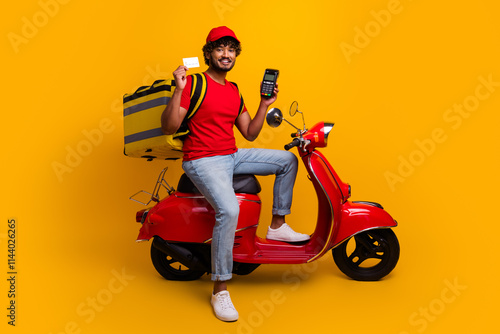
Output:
[230, 81, 245, 120]
[172, 73, 208, 139]
[187, 73, 208, 119]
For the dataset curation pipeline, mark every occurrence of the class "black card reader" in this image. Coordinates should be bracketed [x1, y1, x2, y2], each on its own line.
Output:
[261, 69, 279, 98]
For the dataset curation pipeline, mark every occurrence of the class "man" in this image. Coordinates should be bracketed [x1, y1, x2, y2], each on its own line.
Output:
[161, 26, 309, 322]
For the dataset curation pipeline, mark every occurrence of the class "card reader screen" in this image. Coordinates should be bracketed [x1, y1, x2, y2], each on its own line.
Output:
[264, 73, 275, 81]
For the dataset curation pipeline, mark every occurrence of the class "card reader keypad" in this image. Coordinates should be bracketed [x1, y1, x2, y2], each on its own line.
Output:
[262, 82, 274, 96]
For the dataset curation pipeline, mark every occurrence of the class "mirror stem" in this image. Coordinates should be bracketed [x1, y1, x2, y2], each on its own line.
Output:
[283, 118, 301, 131]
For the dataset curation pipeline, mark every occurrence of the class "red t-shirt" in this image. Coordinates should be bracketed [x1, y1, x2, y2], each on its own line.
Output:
[180, 73, 247, 161]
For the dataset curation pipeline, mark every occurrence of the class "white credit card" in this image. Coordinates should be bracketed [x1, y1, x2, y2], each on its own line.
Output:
[183, 57, 200, 68]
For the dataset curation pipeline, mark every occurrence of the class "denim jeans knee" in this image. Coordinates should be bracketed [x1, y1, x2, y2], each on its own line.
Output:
[181, 149, 298, 281]
[182, 155, 238, 281]
[234, 148, 297, 216]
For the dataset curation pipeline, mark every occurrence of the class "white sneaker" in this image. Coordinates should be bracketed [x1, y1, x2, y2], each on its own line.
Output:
[211, 290, 239, 322]
[266, 223, 310, 242]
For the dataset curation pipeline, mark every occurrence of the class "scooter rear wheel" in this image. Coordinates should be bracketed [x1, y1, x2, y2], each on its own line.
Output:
[150, 244, 205, 281]
[332, 228, 399, 281]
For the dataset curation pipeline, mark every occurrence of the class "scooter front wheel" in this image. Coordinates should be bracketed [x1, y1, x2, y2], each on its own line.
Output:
[332, 228, 400, 281]
[150, 243, 206, 281]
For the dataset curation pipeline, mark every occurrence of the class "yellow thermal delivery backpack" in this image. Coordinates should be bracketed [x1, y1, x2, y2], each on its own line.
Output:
[123, 73, 208, 160]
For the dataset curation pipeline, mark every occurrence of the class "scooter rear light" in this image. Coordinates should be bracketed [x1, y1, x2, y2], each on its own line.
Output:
[136, 209, 150, 224]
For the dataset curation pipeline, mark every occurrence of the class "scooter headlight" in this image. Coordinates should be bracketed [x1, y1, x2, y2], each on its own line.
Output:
[323, 123, 335, 144]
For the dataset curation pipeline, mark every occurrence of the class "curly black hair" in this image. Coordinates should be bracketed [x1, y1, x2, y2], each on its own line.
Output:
[202, 36, 242, 65]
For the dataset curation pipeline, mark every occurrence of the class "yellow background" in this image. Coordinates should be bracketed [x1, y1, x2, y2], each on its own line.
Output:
[2, 0, 499, 333]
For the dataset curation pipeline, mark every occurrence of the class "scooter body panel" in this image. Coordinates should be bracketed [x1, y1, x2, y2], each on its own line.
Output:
[301, 151, 345, 261]
[332, 201, 398, 246]
[136, 192, 261, 244]
[232, 150, 344, 264]
[232, 237, 316, 264]
[300, 150, 397, 258]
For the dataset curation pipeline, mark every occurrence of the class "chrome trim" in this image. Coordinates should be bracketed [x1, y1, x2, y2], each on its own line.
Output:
[175, 194, 206, 199]
[129, 190, 154, 206]
[176, 193, 261, 204]
[240, 198, 262, 204]
[323, 123, 334, 144]
[203, 224, 259, 243]
[129, 167, 174, 205]
[306, 153, 336, 262]
[315, 152, 346, 202]
[352, 201, 383, 209]
[140, 209, 150, 224]
[135, 239, 150, 243]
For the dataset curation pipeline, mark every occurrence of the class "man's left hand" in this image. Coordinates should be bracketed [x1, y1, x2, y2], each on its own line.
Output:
[260, 82, 279, 106]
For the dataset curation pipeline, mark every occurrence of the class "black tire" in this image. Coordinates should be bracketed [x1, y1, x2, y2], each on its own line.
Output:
[150, 243, 205, 281]
[332, 228, 400, 281]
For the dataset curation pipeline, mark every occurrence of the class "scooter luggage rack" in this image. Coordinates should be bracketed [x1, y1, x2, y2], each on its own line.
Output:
[129, 167, 175, 206]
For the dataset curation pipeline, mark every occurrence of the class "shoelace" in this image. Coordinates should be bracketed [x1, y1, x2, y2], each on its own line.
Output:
[218, 292, 235, 310]
[281, 223, 296, 235]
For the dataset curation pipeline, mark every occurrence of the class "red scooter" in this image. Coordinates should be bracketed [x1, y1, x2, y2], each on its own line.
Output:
[131, 102, 400, 281]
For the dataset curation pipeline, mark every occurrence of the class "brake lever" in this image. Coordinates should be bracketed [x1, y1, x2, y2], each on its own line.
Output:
[302, 139, 311, 152]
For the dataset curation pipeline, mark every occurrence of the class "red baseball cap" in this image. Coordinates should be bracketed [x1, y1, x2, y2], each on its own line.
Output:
[206, 26, 240, 43]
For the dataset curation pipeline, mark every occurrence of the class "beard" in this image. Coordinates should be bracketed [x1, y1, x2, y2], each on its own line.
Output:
[209, 54, 236, 72]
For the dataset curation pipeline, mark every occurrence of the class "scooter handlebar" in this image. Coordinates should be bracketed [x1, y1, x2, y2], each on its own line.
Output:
[284, 138, 301, 151]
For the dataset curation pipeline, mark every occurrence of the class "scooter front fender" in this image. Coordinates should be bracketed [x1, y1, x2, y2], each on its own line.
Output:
[331, 201, 398, 247]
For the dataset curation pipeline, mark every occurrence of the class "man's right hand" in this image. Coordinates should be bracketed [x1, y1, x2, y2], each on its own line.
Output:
[161, 65, 189, 135]
[173, 65, 189, 91]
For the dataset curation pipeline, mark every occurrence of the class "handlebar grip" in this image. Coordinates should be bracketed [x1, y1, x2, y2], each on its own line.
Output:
[284, 138, 301, 151]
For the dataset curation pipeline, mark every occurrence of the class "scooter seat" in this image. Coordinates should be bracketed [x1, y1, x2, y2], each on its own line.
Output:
[177, 173, 261, 194]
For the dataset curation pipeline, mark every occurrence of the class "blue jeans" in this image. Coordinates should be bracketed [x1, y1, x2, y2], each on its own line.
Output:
[182, 148, 298, 281]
